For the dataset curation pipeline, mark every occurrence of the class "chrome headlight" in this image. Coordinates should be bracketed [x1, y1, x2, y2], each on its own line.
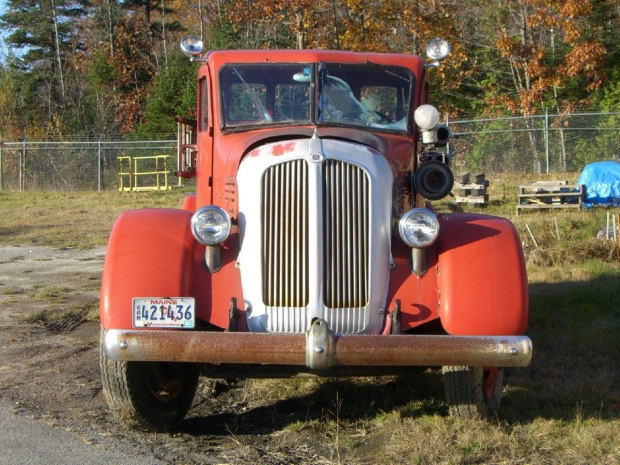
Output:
[180, 35, 204, 57]
[191, 206, 231, 245]
[426, 38, 451, 62]
[399, 208, 440, 248]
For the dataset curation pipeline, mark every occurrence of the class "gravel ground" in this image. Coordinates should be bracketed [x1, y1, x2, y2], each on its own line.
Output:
[0, 246, 348, 464]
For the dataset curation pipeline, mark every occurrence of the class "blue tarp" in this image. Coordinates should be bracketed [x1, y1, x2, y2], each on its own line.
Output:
[577, 161, 620, 208]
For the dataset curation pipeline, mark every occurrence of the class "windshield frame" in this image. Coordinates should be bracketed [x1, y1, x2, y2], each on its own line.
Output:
[219, 62, 415, 135]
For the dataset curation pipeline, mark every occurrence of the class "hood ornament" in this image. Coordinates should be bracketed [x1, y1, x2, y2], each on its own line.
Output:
[307, 128, 324, 163]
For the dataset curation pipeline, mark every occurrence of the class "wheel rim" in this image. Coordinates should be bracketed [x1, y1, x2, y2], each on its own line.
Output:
[483, 367, 500, 400]
[142, 363, 186, 402]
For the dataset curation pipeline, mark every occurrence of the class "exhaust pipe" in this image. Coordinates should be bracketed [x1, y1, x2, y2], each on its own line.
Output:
[414, 161, 454, 200]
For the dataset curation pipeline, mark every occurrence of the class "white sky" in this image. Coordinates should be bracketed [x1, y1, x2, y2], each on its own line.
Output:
[0, 1, 6, 59]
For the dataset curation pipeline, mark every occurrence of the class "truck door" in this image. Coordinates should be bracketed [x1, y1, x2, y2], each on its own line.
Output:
[197, 72, 214, 205]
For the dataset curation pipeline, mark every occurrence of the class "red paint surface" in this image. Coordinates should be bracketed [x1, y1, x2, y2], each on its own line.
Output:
[182, 194, 197, 212]
[436, 214, 528, 335]
[191, 231, 247, 330]
[388, 213, 528, 336]
[100, 209, 195, 329]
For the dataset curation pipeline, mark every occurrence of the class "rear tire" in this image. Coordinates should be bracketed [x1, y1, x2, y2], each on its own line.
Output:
[442, 366, 503, 419]
[99, 328, 199, 432]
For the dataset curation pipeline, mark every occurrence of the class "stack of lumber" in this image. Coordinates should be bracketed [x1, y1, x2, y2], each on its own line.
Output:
[454, 172, 489, 205]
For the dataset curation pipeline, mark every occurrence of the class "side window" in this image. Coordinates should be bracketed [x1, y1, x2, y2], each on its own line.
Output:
[199, 77, 208, 132]
[361, 86, 397, 122]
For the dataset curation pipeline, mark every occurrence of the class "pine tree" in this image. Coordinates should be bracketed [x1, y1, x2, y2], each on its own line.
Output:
[1, 0, 87, 101]
[137, 52, 198, 135]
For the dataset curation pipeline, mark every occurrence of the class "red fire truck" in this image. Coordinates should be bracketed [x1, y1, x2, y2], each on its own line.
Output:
[100, 37, 532, 431]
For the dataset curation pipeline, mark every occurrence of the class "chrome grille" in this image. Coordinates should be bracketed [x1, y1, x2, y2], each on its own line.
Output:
[261, 160, 309, 307]
[261, 158, 370, 310]
[323, 160, 370, 308]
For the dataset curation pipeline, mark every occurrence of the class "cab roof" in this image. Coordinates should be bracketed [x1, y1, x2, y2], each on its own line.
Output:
[203, 49, 426, 74]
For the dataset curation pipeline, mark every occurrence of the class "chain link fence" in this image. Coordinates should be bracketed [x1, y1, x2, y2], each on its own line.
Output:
[1, 111, 619, 191]
[448, 111, 620, 174]
[0, 138, 190, 192]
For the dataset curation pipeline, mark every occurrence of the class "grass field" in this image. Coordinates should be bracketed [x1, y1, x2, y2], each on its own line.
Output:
[1, 183, 619, 464]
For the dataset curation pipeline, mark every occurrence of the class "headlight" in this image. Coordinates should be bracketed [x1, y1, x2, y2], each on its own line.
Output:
[180, 35, 204, 57]
[191, 206, 231, 245]
[414, 104, 440, 130]
[399, 208, 440, 248]
[426, 38, 451, 62]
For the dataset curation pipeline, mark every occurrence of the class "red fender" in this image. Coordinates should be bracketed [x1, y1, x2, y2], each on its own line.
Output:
[100, 209, 196, 330]
[182, 194, 197, 212]
[437, 213, 528, 335]
[388, 213, 528, 336]
[190, 231, 246, 330]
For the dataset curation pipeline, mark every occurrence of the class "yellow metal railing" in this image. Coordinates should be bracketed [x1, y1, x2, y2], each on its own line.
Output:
[119, 155, 178, 191]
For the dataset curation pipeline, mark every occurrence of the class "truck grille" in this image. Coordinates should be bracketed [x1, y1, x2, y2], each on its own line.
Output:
[262, 159, 309, 307]
[323, 160, 370, 308]
[261, 159, 370, 310]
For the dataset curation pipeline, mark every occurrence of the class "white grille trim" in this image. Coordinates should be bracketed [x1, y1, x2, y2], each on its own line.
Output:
[237, 137, 393, 334]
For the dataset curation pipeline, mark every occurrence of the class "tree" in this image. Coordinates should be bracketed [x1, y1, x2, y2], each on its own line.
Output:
[138, 52, 198, 134]
[112, 16, 155, 132]
[1, 0, 87, 104]
[491, 0, 606, 115]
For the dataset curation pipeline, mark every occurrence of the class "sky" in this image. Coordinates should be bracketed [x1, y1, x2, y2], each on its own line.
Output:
[0, 1, 6, 59]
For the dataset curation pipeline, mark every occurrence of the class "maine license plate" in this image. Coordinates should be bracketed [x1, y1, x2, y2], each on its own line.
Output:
[133, 298, 195, 328]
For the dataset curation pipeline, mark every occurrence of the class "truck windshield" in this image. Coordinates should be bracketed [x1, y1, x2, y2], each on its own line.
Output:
[319, 64, 413, 133]
[220, 63, 414, 134]
[220, 64, 313, 129]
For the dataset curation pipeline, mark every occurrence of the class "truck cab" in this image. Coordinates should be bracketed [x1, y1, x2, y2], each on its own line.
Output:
[100, 38, 532, 432]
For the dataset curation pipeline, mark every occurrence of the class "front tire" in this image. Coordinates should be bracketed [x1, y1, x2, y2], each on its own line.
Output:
[99, 328, 199, 432]
[442, 366, 503, 419]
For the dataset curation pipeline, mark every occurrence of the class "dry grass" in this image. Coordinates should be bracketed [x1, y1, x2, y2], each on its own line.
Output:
[0, 189, 192, 248]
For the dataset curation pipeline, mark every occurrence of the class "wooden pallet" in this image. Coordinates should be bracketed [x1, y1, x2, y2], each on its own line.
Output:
[455, 194, 489, 204]
[516, 181, 583, 215]
[455, 172, 488, 205]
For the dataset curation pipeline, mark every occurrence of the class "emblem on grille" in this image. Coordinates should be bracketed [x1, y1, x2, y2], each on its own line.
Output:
[308, 152, 324, 163]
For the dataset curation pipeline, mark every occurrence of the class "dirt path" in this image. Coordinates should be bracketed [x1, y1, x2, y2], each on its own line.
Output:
[0, 246, 356, 464]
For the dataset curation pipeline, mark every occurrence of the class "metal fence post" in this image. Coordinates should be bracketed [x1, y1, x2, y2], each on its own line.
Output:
[98, 139, 102, 192]
[545, 108, 550, 174]
[0, 140, 3, 192]
[20, 139, 26, 191]
[445, 114, 451, 156]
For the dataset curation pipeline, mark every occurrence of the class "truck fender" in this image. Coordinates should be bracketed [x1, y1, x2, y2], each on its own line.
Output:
[437, 213, 528, 335]
[182, 194, 197, 212]
[100, 209, 196, 330]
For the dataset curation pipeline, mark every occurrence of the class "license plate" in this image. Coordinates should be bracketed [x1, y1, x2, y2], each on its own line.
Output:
[132, 298, 195, 328]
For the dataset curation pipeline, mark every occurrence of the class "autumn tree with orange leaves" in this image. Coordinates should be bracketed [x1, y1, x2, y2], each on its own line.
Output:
[492, 0, 606, 116]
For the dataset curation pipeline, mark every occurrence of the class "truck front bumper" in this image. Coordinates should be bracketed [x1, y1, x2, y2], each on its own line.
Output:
[104, 320, 532, 369]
